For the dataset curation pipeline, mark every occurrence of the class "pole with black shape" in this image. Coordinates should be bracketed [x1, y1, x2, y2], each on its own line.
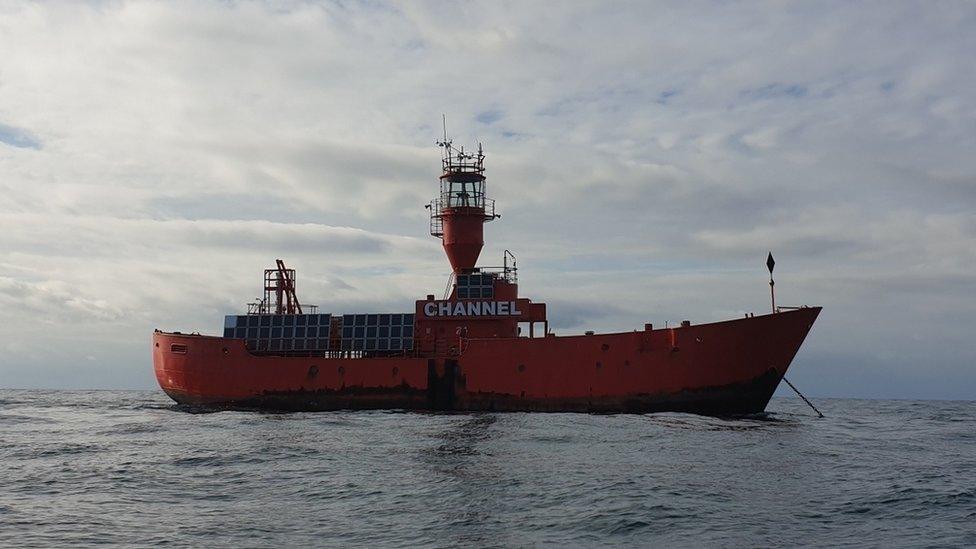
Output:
[767, 252, 825, 418]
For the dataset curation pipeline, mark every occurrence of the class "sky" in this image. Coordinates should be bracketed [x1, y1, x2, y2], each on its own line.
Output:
[0, 1, 974, 399]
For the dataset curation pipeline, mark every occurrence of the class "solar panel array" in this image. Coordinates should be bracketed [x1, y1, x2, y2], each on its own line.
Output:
[224, 314, 333, 352]
[456, 273, 495, 299]
[339, 313, 415, 351]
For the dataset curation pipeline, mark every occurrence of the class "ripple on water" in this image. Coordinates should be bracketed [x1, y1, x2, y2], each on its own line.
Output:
[0, 391, 974, 548]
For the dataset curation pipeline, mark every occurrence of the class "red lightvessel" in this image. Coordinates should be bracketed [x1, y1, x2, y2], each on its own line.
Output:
[153, 138, 820, 414]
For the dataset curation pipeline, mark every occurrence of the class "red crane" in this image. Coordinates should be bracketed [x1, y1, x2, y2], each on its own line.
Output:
[261, 259, 302, 314]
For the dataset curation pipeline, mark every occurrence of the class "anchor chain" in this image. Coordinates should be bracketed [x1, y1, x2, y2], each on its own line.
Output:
[782, 376, 824, 418]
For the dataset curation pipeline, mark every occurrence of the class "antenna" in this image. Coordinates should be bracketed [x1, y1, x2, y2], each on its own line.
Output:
[436, 115, 453, 164]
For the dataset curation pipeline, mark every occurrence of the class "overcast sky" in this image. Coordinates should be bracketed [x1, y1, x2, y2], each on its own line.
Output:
[1, 1, 974, 399]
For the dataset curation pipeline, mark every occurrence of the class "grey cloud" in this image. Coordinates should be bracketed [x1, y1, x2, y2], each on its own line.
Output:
[0, 2, 974, 396]
[0, 277, 123, 321]
[324, 276, 356, 292]
[740, 83, 809, 101]
[476, 110, 504, 125]
[536, 298, 634, 331]
[149, 192, 310, 223]
[182, 222, 392, 255]
[0, 215, 434, 259]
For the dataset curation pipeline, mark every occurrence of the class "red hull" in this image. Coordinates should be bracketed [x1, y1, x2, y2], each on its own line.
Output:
[153, 307, 820, 415]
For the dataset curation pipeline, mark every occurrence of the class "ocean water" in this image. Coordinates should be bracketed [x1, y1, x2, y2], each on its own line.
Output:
[1, 391, 974, 548]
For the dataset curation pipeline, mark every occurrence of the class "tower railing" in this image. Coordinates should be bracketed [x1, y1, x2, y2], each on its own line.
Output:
[429, 206, 444, 237]
[442, 158, 485, 174]
[428, 198, 497, 237]
[476, 266, 518, 284]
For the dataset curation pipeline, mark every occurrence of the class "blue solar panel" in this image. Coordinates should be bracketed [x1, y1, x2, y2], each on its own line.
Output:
[456, 273, 493, 299]
[229, 314, 332, 351]
[338, 312, 415, 352]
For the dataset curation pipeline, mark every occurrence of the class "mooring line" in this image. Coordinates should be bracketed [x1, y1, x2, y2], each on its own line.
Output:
[782, 377, 824, 418]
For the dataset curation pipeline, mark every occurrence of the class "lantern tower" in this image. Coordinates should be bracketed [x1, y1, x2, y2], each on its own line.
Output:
[428, 138, 498, 273]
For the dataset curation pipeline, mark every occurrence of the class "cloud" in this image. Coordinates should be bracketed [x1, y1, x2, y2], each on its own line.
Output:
[542, 299, 633, 330]
[476, 110, 504, 125]
[0, 1, 974, 396]
[740, 83, 809, 101]
[0, 276, 123, 321]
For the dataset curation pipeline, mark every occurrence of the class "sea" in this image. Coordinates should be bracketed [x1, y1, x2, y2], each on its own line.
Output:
[1, 390, 973, 548]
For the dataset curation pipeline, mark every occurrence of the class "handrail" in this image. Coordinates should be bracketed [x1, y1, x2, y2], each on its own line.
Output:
[443, 272, 456, 300]
[476, 265, 517, 284]
[428, 197, 496, 217]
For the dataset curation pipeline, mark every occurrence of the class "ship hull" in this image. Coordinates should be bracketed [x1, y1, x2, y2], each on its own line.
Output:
[153, 307, 820, 415]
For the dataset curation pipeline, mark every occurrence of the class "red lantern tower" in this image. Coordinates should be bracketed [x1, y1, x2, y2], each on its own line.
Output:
[428, 138, 498, 273]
